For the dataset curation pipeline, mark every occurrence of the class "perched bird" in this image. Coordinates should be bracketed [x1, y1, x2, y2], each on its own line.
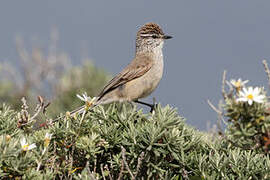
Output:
[67, 22, 172, 117]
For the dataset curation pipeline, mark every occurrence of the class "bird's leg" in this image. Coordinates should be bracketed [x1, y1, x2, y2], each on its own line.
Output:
[134, 98, 158, 113]
[151, 97, 158, 113]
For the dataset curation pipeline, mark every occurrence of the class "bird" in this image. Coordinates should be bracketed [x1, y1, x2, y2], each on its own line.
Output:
[60, 22, 172, 118]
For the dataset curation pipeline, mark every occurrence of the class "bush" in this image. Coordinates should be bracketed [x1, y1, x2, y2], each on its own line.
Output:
[0, 33, 109, 116]
[1, 32, 270, 179]
[0, 103, 270, 179]
[47, 61, 109, 117]
[209, 67, 270, 153]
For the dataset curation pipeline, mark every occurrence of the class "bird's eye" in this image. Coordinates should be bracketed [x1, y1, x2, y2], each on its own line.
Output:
[152, 35, 158, 39]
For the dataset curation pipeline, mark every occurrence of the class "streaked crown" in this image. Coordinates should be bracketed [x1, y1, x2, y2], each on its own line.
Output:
[137, 23, 164, 38]
[136, 23, 172, 53]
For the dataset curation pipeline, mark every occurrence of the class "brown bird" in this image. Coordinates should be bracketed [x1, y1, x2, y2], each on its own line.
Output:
[67, 22, 172, 117]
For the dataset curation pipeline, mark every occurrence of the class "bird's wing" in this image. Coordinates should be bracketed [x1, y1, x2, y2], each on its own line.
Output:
[98, 54, 154, 99]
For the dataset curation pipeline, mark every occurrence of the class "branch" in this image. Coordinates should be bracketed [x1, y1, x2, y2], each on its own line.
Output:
[225, 80, 234, 99]
[134, 152, 145, 178]
[222, 70, 228, 99]
[262, 59, 270, 90]
[207, 100, 224, 134]
[100, 164, 106, 180]
[207, 100, 222, 115]
[104, 165, 113, 180]
[117, 160, 125, 180]
[121, 146, 135, 179]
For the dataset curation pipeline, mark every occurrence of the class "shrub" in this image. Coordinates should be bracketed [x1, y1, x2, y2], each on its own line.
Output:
[0, 102, 270, 179]
[209, 62, 270, 153]
[0, 33, 109, 116]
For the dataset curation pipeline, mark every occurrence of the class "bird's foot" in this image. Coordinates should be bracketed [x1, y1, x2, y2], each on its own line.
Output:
[150, 97, 158, 113]
[134, 97, 159, 113]
[150, 103, 158, 113]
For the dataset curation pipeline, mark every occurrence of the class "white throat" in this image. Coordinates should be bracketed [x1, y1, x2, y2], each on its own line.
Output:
[152, 41, 164, 59]
[136, 41, 164, 58]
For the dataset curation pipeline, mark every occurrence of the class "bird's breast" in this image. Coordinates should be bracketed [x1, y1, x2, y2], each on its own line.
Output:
[138, 54, 164, 98]
[116, 52, 164, 101]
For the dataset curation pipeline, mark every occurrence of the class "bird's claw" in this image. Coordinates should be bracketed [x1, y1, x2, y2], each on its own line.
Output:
[150, 97, 158, 113]
[150, 103, 158, 113]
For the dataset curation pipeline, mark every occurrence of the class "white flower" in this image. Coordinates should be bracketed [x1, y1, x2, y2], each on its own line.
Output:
[76, 92, 97, 107]
[20, 137, 36, 151]
[76, 92, 91, 102]
[44, 133, 52, 147]
[230, 78, 249, 91]
[237, 87, 265, 105]
[45, 132, 52, 140]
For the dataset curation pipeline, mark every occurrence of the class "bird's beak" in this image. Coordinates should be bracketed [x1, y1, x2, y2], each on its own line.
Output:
[163, 35, 173, 39]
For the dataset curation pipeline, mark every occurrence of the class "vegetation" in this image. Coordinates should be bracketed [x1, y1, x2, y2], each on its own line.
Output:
[0, 100, 270, 179]
[0, 32, 109, 116]
[0, 34, 270, 179]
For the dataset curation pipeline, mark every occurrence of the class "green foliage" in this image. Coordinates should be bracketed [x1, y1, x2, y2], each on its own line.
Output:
[1, 35, 270, 179]
[48, 61, 109, 116]
[0, 105, 19, 135]
[0, 103, 270, 179]
[0, 60, 109, 117]
[221, 81, 270, 152]
[0, 35, 109, 116]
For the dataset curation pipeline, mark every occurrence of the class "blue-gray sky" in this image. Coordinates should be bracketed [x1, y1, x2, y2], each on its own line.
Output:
[1, 1, 270, 130]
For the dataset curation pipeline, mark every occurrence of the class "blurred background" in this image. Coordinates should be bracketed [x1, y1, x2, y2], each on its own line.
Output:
[1, 1, 270, 130]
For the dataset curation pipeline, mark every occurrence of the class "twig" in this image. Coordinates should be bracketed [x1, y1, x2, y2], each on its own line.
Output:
[207, 100, 222, 115]
[222, 70, 228, 99]
[181, 168, 189, 180]
[207, 100, 224, 134]
[121, 146, 135, 179]
[21, 97, 29, 110]
[134, 152, 145, 178]
[262, 60, 270, 90]
[19, 96, 50, 128]
[29, 104, 42, 122]
[69, 144, 75, 179]
[117, 160, 125, 180]
[18, 97, 43, 128]
[51, 141, 57, 171]
[72, 108, 87, 141]
[104, 165, 113, 180]
[100, 164, 106, 180]
[51, 105, 96, 124]
[218, 100, 228, 126]
[109, 154, 113, 175]
[36, 161, 42, 171]
[85, 160, 97, 180]
[225, 81, 234, 98]
[93, 159, 97, 173]
[89, 174, 96, 180]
